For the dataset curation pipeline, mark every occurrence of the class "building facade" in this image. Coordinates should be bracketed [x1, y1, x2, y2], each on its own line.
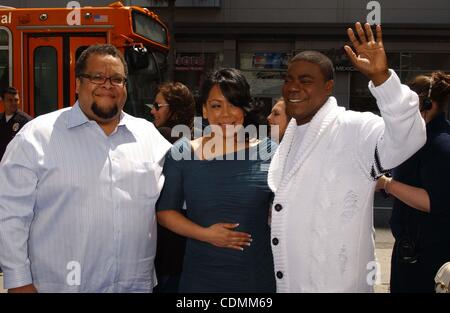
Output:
[3, 0, 449, 212]
[4, 0, 450, 114]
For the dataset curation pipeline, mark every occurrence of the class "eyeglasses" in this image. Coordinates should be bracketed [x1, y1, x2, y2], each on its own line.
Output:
[79, 73, 127, 87]
[146, 103, 170, 111]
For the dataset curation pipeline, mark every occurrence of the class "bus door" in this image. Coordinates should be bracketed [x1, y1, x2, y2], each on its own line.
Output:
[27, 35, 106, 117]
[28, 36, 64, 117]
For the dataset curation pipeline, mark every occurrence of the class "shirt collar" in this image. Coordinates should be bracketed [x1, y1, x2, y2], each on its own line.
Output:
[67, 101, 131, 131]
[67, 102, 90, 129]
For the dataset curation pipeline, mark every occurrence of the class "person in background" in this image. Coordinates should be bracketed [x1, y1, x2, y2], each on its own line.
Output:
[0, 87, 32, 161]
[156, 68, 276, 292]
[149, 82, 196, 293]
[148, 82, 195, 142]
[377, 71, 450, 293]
[267, 97, 289, 142]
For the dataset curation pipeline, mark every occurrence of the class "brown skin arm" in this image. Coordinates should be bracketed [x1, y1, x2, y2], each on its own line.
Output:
[8, 284, 38, 293]
[157, 210, 252, 251]
[376, 175, 430, 213]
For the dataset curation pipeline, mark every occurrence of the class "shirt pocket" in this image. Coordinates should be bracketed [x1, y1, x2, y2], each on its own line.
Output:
[122, 161, 162, 199]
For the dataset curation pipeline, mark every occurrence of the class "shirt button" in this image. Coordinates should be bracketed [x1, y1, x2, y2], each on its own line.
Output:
[274, 204, 283, 212]
[276, 271, 283, 279]
[272, 238, 279, 245]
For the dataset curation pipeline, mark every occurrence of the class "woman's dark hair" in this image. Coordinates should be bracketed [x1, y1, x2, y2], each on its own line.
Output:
[199, 68, 259, 128]
[408, 71, 450, 111]
[158, 82, 195, 128]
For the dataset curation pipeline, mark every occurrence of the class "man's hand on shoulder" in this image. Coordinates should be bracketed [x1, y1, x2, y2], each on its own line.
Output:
[344, 22, 390, 86]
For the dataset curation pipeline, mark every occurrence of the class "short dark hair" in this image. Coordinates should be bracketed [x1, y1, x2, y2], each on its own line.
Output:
[200, 68, 258, 124]
[75, 44, 128, 78]
[1, 86, 18, 99]
[290, 51, 335, 81]
[158, 82, 195, 128]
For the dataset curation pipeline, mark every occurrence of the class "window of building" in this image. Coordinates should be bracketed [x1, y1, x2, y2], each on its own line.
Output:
[174, 52, 222, 113]
[239, 52, 289, 122]
[349, 52, 450, 114]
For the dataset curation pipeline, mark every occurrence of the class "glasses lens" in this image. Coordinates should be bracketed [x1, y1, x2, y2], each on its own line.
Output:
[110, 76, 126, 86]
[81, 74, 126, 86]
[90, 75, 106, 84]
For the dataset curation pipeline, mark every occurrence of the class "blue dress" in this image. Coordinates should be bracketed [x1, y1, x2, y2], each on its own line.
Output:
[156, 137, 276, 293]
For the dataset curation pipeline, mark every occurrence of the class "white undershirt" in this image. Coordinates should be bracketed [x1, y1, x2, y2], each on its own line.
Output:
[284, 123, 309, 175]
[5, 114, 13, 123]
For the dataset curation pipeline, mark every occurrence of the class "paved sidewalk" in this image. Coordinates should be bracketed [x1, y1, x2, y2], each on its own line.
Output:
[374, 228, 394, 293]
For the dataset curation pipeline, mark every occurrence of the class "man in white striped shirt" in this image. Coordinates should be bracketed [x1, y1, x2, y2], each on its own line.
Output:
[0, 44, 171, 292]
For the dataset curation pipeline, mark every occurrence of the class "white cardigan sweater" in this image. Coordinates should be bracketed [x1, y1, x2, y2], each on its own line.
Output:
[268, 71, 426, 292]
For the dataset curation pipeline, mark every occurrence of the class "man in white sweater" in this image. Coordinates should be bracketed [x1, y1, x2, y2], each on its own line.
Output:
[268, 22, 426, 292]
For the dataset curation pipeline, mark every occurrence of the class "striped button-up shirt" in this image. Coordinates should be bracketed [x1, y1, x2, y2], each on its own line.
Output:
[0, 102, 171, 292]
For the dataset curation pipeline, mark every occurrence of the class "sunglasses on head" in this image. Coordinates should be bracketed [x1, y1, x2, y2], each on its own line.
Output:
[146, 102, 170, 111]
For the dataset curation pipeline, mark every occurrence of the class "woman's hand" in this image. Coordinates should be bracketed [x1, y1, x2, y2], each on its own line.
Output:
[157, 210, 253, 250]
[203, 223, 252, 251]
[375, 175, 430, 213]
[376, 175, 391, 192]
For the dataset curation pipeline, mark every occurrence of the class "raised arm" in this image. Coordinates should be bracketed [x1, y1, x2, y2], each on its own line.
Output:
[157, 210, 252, 251]
[344, 22, 389, 86]
[344, 22, 426, 173]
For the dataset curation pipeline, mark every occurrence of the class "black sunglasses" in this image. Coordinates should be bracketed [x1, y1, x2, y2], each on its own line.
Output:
[146, 102, 170, 111]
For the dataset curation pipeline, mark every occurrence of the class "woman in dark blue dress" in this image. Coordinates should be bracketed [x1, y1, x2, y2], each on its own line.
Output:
[156, 68, 276, 292]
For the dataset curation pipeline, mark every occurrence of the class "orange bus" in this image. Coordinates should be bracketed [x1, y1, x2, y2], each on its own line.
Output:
[0, 1, 169, 119]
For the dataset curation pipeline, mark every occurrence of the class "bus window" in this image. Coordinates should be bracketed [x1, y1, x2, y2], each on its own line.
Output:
[34, 46, 58, 115]
[0, 28, 11, 95]
[0, 51, 8, 94]
[125, 51, 160, 120]
[132, 11, 168, 47]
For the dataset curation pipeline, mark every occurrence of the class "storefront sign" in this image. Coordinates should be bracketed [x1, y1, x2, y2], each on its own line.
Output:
[252, 52, 288, 69]
[175, 54, 205, 71]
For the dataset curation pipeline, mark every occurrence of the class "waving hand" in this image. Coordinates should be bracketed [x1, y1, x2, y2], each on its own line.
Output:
[344, 22, 390, 86]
